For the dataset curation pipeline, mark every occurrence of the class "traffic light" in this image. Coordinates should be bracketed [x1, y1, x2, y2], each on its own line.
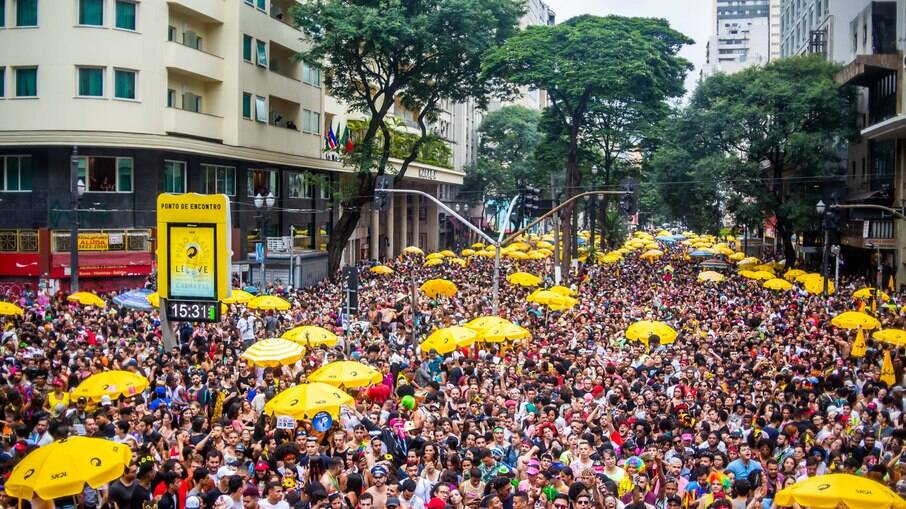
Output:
[522, 186, 542, 218]
[374, 175, 393, 211]
[619, 179, 639, 216]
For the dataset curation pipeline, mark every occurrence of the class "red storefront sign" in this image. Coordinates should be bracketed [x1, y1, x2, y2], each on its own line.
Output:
[50, 252, 153, 278]
[0, 253, 41, 277]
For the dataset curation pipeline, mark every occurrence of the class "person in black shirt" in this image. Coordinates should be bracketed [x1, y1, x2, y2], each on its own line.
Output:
[158, 472, 182, 509]
[130, 462, 156, 509]
[107, 463, 138, 509]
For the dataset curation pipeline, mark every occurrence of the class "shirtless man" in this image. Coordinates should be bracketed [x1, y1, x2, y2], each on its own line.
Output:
[365, 465, 390, 509]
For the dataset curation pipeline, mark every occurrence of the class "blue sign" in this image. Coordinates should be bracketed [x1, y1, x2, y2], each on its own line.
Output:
[312, 411, 333, 432]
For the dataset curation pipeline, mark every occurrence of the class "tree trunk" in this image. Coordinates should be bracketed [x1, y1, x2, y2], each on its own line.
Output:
[600, 160, 612, 250]
[775, 217, 796, 267]
[560, 126, 580, 283]
[326, 207, 363, 277]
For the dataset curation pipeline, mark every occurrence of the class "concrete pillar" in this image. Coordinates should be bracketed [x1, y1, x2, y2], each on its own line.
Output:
[370, 206, 379, 260]
[413, 198, 421, 250]
[400, 195, 409, 250]
[427, 200, 439, 252]
[387, 195, 395, 258]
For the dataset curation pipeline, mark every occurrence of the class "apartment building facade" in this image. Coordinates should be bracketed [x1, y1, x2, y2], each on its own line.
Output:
[0, 0, 462, 291]
[702, 0, 772, 77]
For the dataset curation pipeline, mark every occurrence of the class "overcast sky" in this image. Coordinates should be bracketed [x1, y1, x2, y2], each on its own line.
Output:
[549, 0, 712, 98]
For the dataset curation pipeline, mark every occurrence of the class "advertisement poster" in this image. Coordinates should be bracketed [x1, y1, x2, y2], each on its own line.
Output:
[168, 224, 217, 299]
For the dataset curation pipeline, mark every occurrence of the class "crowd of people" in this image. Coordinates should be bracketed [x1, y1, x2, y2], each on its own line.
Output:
[0, 238, 904, 509]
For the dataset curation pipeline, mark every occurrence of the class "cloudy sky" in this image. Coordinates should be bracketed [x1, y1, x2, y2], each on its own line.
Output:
[550, 0, 712, 97]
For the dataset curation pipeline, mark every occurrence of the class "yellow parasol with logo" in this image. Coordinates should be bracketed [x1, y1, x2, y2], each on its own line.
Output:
[264, 383, 354, 420]
[248, 295, 291, 311]
[507, 272, 542, 287]
[72, 370, 149, 402]
[370, 265, 394, 275]
[697, 271, 724, 283]
[854, 287, 890, 301]
[420, 279, 458, 298]
[0, 302, 24, 316]
[873, 329, 906, 348]
[763, 278, 793, 291]
[475, 322, 531, 343]
[67, 292, 106, 308]
[421, 326, 478, 354]
[424, 258, 443, 267]
[774, 473, 906, 509]
[831, 311, 880, 330]
[403, 246, 424, 256]
[625, 320, 677, 346]
[241, 338, 305, 367]
[221, 289, 255, 304]
[282, 325, 338, 347]
[308, 361, 382, 388]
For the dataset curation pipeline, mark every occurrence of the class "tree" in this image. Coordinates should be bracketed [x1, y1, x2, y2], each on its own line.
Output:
[483, 15, 692, 281]
[292, 0, 522, 274]
[652, 56, 857, 264]
[463, 106, 544, 200]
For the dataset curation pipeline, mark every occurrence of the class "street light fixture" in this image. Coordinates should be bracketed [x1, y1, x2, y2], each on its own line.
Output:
[589, 165, 599, 262]
[255, 192, 275, 289]
[816, 199, 829, 297]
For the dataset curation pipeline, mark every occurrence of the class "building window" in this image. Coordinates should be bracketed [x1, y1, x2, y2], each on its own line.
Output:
[303, 63, 320, 86]
[76, 156, 133, 192]
[168, 25, 176, 41]
[183, 30, 202, 50]
[114, 69, 135, 99]
[2, 156, 32, 192]
[320, 182, 331, 200]
[256, 0, 265, 11]
[203, 165, 235, 195]
[163, 160, 186, 193]
[0, 68, 4, 97]
[288, 172, 312, 199]
[16, 0, 36, 26]
[77, 67, 104, 97]
[248, 169, 277, 197]
[1, 0, 6, 26]
[167, 88, 175, 108]
[243, 34, 253, 62]
[242, 92, 252, 119]
[302, 110, 320, 134]
[256, 40, 267, 67]
[115, 0, 135, 30]
[15, 67, 36, 97]
[78, 0, 103, 25]
[254, 95, 266, 122]
[182, 92, 201, 113]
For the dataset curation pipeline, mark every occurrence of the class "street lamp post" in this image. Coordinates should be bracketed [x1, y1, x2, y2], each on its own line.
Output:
[589, 165, 598, 262]
[255, 192, 275, 289]
[69, 147, 86, 292]
[817, 200, 829, 298]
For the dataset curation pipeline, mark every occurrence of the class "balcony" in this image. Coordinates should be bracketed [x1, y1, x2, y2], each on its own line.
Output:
[164, 107, 223, 141]
[167, 0, 224, 24]
[270, 0, 297, 26]
[165, 41, 224, 83]
[841, 219, 896, 249]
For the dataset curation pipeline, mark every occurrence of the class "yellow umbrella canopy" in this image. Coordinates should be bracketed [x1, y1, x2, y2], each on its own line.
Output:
[795, 272, 820, 283]
[423, 258, 443, 267]
[536, 241, 554, 249]
[507, 250, 529, 260]
[370, 265, 394, 275]
[639, 249, 664, 261]
[420, 278, 458, 298]
[6, 437, 131, 500]
[440, 250, 456, 258]
[831, 311, 881, 330]
[476, 322, 531, 343]
[549, 285, 576, 296]
[0, 301, 24, 316]
[448, 257, 467, 267]
[738, 270, 760, 280]
[426, 252, 445, 260]
[464, 315, 513, 331]
[774, 473, 906, 509]
[471, 242, 485, 249]
[599, 253, 623, 264]
[248, 295, 291, 310]
[751, 270, 775, 281]
[67, 291, 106, 307]
[507, 271, 542, 287]
[72, 370, 150, 402]
[461, 249, 476, 257]
[264, 383, 355, 420]
[697, 271, 725, 283]
[625, 320, 678, 345]
[146, 292, 161, 308]
[873, 329, 906, 347]
[527, 289, 576, 310]
[750, 264, 775, 273]
[422, 326, 478, 354]
[222, 289, 255, 304]
[736, 256, 760, 266]
[241, 338, 305, 368]
[507, 241, 531, 251]
[763, 278, 793, 291]
[728, 252, 745, 261]
[784, 269, 807, 281]
[403, 246, 424, 255]
[528, 251, 548, 260]
[476, 250, 495, 258]
[308, 361, 382, 388]
[282, 325, 338, 347]
[854, 287, 890, 301]
[804, 276, 835, 295]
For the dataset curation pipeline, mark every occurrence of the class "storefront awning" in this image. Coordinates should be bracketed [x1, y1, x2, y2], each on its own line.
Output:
[835, 54, 899, 87]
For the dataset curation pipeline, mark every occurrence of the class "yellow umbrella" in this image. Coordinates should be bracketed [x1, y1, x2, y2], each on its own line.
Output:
[738, 270, 760, 280]
[507, 241, 531, 251]
[426, 252, 445, 260]
[763, 278, 793, 291]
[264, 383, 354, 420]
[476, 322, 531, 343]
[854, 288, 890, 301]
[599, 253, 623, 264]
[774, 473, 906, 509]
[795, 272, 820, 283]
[6, 437, 131, 500]
[476, 250, 495, 258]
[67, 291, 106, 308]
[750, 264, 775, 273]
[751, 270, 775, 281]
[471, 242, 485, 249]
[831, 311, 881, 330]
[370, 265, 394, 275]
[448, 257, 467, 267]
[873, 329, 906, 348]
[804, 276, 835, 295]
[282, 325, 338, 347]
[697, 271, 725, 283]
[72, 370, 150, 402]
[424, 258, 443, 267]
[403, 246, 424, 255]
[248, 295, 291, 311]
[784, 269, 807, 281]
[728, 252, 745, 261]
[527, 289, 577, 310]
[0, 301, 24, 316]
[146, 292, 160, 308]
[308, 361, 382, 388]
[440, 250, 456, 258]
[507, 272, 542, 287]
[737, 256, 760, 266]
[420, 278, 458, 298]
[422, 326, 478, 354]
[241, 338, 305, 367]
[549, 285, 576, 297]
[461, 249, 476, 257]
[536, 241, 554, 249]
[528, 251, 548, 260]
[222, 289, 254, 304]
[464, 315, 513, 331]
[507, 250, 529, 260]
[639, 249, 664, 261]
[625, 320, 678, 345]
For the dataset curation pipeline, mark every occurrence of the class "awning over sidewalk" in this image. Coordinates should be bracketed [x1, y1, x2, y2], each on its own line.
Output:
[835, 54, 899, 87]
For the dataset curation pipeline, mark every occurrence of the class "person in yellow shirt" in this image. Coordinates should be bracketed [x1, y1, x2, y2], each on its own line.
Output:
[47, 379, 71, 412]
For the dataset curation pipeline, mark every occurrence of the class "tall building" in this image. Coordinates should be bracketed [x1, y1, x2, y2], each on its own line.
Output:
[702, 0, 771, 77]
[0, 0, 461, 291]
[769, 0, 782, 60]
[778, 0, 866, 62]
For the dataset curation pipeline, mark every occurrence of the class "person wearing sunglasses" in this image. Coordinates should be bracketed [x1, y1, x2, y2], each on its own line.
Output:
[550, 494, 570, 509]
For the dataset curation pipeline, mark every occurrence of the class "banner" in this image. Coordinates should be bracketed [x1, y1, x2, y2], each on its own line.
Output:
[168, 224, 217, 299]
[78, 233, 109, 251]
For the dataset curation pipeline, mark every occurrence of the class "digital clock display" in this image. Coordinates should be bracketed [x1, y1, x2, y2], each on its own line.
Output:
[166, 300, 220, 322]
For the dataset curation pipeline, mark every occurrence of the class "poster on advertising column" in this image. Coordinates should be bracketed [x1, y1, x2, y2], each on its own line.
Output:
[168, 224, 217, 299]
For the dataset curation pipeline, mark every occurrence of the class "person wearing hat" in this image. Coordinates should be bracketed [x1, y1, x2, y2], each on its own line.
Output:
[365, 465, 389, 509]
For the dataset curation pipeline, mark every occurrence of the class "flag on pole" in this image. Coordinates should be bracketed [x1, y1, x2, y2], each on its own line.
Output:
[851, 327, 867, 358]
[340, 126, 353, 153]
[880, 350, 896, 386]
[327, 124, 338, 150]
[889, 275, 895, 292]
